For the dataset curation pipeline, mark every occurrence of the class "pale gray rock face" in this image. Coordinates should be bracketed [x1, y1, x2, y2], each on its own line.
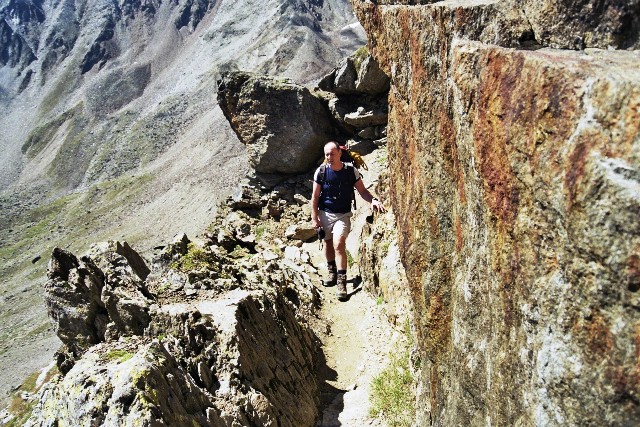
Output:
[355, 55, 390, 95]
[33, 280, 319, 427]
[31, 185, 325, 425]
[333, 57, 358, 94]
[217, 71, 338, 175]
[45, 243, 153, 373]
[45, 249, 106, 356]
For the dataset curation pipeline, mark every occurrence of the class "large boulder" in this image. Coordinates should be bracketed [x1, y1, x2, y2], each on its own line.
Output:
[217, 72, 337, 175]
[355, 55, 390, 95]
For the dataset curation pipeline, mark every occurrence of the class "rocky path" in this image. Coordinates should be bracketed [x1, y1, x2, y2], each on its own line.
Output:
[305, 149, 400, 427]
[315, 279, 396, 427]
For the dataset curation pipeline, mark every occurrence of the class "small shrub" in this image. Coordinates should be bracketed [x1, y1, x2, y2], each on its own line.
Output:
[171, 243, 217, 272]
[353, 46, 369, 71]
[376, 295, 385, 305]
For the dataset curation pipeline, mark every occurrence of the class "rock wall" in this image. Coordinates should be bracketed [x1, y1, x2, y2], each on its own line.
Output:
[352, 0, 640, 425]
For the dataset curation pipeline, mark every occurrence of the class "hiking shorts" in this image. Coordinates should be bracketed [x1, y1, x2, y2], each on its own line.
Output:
[319, 211, 352, 241]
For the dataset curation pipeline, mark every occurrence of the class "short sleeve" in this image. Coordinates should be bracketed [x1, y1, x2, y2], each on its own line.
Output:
[313, 167, 323, 184]
[353, 166, 361, 182]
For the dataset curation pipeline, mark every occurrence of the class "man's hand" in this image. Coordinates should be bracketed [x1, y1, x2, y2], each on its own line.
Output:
[372, 199, 385, 213]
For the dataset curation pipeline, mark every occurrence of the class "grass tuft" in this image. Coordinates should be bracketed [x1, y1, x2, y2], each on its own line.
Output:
[353, 46, 369, 71]
[171, 243, 217, 272]
[369, 320, 416, 426]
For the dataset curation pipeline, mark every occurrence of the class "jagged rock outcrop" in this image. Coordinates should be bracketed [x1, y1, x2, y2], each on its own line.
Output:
[30, 289, 318, 426]
[353, 0, 640, 425]
[217, 71, 338, 175]
[315, 49, 390, 152]
[31, 177, 329, 425]
[45, 242, 153, 373]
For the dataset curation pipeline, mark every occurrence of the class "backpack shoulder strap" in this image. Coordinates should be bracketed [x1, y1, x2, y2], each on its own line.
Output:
[316, 164, 326, 184]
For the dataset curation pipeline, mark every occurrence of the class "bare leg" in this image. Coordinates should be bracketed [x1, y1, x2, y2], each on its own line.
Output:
[324, 239, 335, 263]
[333, 235, 348, 271]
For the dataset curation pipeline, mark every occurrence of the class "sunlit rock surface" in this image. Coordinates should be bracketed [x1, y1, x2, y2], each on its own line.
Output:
[353, 0, 640, 424]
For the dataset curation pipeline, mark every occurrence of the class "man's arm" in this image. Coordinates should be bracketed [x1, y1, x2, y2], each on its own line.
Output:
[354, 179, 385, 213]
[311, 181, 322, 228]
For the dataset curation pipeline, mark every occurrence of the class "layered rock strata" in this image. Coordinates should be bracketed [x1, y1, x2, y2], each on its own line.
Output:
[353, 0, 640, 425]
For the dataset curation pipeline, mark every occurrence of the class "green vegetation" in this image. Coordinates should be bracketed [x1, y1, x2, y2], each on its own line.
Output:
[353, 46, 369, 71]
[346, 250, 355, 268]
[375, 147, 388, 166]
[21, 103, 83, 159]
[369, 320, 416, 426]
[106, 349, 134, 363]
[376, 295, 385, 306]
[255, 224, 270, 240]
[171, 243, 218, 272]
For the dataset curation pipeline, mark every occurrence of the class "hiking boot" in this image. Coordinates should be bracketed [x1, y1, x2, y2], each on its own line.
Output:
[324, 264, 337, 287]
[336, 273, 347, 301]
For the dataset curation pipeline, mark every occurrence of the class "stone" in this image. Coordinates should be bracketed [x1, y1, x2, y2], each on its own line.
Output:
[284, 246, 301, 262]
[45, 249, 107, 362]
[333, 57, 358, 94]
[293, 194, 308, 206]
[262, 250, 279, 262]
[355, 55, 390, 94]
[113, 241, 150, 281]
[357, 126, 378, 139]
[285, 224, 317, 241]
[520, 0, 640, 50]
[317, 68, 337, 92]
[217, 71, 338, 174]
[346, 138, 376, 156]
[344, 106, 388, 127]
[230, 184, 266, 210]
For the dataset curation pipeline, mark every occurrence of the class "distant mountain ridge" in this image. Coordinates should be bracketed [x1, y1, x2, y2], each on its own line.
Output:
[0, 0, 365, 190]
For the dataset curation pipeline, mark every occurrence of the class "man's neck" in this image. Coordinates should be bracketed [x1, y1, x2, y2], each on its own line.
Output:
[329, 161, 344, 171]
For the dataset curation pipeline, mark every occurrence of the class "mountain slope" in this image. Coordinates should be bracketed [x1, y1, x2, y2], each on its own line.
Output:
[0, 0, 365, 406]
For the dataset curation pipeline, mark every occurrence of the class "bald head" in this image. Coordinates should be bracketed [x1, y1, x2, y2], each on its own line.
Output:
[324, 142, 341, 167]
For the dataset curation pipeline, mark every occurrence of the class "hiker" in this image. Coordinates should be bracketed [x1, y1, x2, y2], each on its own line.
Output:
[311, 141, 385, 301]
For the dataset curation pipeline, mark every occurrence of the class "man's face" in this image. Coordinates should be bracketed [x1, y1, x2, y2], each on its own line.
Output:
[324, 145, 340, 165]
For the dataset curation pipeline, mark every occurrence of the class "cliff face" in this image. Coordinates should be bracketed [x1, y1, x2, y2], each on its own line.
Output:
[352, 0, 640, 425]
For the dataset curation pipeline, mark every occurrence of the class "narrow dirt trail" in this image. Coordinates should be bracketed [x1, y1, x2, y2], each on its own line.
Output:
[314, 281, 395, 427]
[303, 149, 400, 427]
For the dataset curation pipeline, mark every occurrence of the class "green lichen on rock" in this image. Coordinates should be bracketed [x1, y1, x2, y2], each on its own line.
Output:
[105, 349, 133, 363]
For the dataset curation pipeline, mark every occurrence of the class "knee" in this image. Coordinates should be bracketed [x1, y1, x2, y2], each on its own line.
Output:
[334, 239, 346, 252]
